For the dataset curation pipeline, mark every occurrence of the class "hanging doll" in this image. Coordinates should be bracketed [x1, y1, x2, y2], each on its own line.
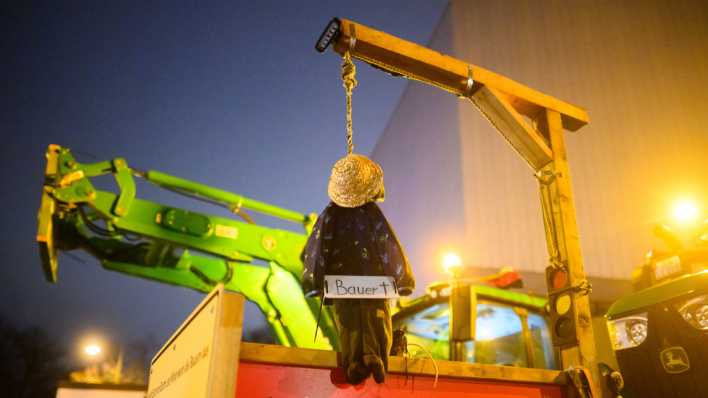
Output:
[302, 154, 415, 384]
[301, 52, 415, 385]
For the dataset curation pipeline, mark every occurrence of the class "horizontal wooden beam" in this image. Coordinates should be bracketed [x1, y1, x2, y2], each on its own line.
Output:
[239, 342, 566, 385]
[332, 18, 589, 132]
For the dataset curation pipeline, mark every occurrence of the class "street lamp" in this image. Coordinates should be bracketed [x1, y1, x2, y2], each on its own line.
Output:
[84, 343, 102, 358]
[76, 337, 123, 384]
[443, 252, 463, 276]
[672, 198, 700, 225]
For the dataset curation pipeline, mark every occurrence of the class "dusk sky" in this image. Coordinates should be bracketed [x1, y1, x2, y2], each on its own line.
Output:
[3, 1, 448, 360]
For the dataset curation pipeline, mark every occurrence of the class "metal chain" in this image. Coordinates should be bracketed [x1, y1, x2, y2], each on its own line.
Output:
[341, 51, 357, 154]
[535, 169, 571, 270]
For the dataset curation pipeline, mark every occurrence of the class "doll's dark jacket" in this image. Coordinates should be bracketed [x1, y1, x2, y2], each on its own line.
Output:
[301, 202, 415, 298]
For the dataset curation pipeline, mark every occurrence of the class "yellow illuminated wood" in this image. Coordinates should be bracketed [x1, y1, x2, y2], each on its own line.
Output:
[539, 109, 600, 395]
[239, 342, 566, 385]
[470, 86, 552, 170]
[239, 342, 337, 368]
[209, 288, 244, 398]
[333, 19, 589, 132]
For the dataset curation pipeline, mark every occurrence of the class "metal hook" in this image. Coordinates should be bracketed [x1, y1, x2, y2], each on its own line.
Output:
[348, 23, 356, 52]
[464, 65, 474, 96]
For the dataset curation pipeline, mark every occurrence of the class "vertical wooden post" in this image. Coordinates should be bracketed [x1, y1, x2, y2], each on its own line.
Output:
[538, 109, 599, 394]
[209, 288, 244, 398]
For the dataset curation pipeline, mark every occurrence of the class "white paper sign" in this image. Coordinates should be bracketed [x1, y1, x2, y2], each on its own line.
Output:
[324, 275, 400, 299]
[146, 293, 217, 398]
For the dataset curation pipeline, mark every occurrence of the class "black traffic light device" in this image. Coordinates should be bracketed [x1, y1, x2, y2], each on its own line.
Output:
[546, 265, 579, 347]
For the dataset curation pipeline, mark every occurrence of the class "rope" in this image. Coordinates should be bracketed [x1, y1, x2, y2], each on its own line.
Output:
[407, 343, 439, 388]
[341, 51, 357, 154]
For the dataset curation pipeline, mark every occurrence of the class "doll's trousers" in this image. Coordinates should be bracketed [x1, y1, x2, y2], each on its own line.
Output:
[333, 298, 392, 383]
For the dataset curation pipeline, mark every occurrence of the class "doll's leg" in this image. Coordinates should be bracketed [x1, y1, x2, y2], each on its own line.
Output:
[361, 299, 392, 383]
[333, 299, 370, 384]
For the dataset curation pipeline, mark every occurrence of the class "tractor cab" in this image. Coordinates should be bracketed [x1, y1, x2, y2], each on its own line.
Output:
[393, 277, 557, 370]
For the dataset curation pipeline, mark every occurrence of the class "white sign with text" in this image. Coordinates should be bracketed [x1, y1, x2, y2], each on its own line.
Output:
[323, 275, 400, 299]
[146, 285, 244, 398]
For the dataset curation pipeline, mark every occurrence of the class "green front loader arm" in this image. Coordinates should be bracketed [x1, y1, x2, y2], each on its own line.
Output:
[37, 145, 337, 350]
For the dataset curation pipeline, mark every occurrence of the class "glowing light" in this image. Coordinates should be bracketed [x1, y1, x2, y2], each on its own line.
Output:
[442, 252, 462, 275]
[672, 198, 700, 224]
[555, 294, 572, 315]
[84, 344, 102, 357]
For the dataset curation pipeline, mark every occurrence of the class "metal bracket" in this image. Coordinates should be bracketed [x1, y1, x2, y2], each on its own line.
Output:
[535, 169, 560, 185]
[348, 23, 356, 52]
[464, 65, 474, 97]
[548, 257, 567, 270]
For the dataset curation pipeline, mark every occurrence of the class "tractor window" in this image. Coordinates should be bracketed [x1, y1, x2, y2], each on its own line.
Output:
[473, 301, 526, 366]
[400, 302, 451, 360]
[395, 300, 554, 369]
[527, 311, 557, 369]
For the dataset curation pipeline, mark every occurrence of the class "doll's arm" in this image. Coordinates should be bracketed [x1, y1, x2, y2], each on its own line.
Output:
[370, 205, 415, 295]
[301, 204, 334, 296]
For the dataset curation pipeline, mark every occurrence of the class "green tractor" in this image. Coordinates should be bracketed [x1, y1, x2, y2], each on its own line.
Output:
[37, 145, 337, 350]
[606, 218, 708, 397]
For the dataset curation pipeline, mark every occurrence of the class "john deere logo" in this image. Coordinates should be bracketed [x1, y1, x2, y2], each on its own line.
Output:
[660, 346, 690, 374]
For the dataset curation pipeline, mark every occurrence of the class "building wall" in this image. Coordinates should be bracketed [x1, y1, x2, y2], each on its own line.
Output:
[372, 3, 466, 289]
[372, 0, 708, 292]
